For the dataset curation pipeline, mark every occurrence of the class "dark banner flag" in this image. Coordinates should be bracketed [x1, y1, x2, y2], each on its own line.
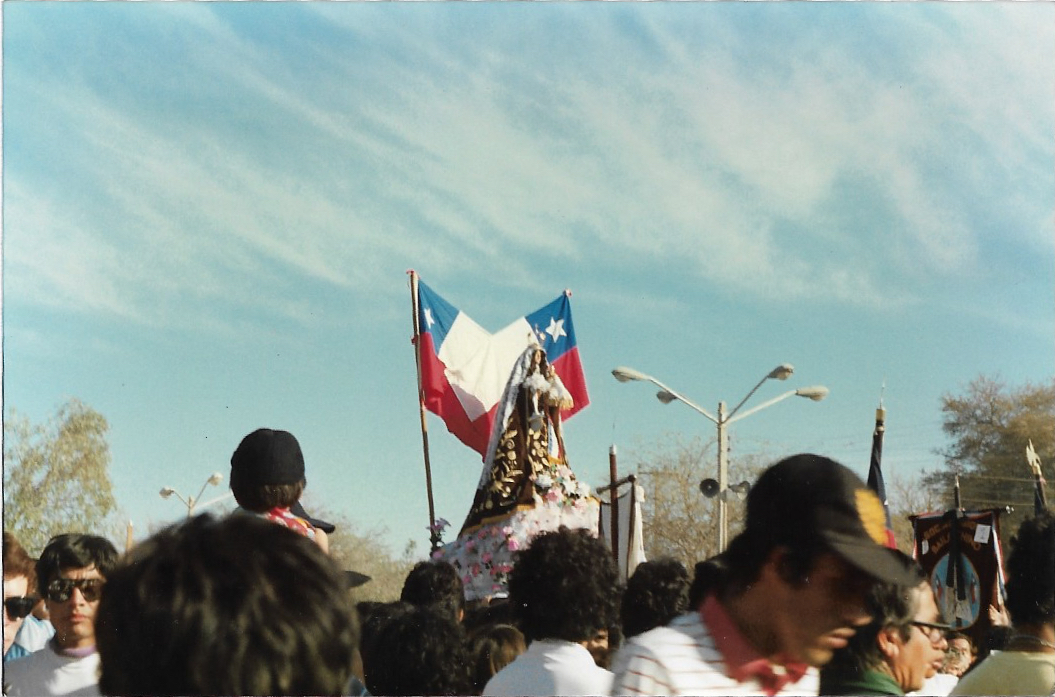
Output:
[911, 509, 1007, 649]
[867, 403, 896, 548]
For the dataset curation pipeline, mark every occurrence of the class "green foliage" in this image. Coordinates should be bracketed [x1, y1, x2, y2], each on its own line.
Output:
[626, 434, 769, 570]
[923, 375, 1055, 537]
[4, 399, 118, 555]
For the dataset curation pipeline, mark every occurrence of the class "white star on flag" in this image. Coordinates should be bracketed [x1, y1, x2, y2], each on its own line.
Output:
[546, 318, 566, 342]
[424, 307, 435, 328]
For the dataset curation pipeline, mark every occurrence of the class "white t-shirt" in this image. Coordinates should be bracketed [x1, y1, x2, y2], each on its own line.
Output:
[2, 644, 101, 696]
[484, 638, 613, 696]
[950, 649, 1055, 696]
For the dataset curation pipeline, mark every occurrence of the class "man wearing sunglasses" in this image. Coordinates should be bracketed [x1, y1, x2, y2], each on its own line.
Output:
[820, 557, 951, 695]
[3, 533, 118, 696]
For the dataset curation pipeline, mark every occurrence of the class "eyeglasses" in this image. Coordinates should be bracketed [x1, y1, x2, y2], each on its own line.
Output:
[912, 620, 953, 644]
[3, 596, 39, 619]
[45, 578, 105, 603]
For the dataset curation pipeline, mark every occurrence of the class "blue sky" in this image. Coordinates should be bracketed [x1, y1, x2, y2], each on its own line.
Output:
[3, 2, 1053, 555]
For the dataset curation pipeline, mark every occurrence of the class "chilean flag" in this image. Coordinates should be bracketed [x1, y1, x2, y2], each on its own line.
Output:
[416, 279, 589, 459]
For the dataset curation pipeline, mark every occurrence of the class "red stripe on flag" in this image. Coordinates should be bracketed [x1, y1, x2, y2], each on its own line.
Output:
[419, 334, 493, 457]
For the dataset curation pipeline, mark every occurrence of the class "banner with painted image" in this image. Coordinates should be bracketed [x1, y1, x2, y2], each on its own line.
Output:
[910, 508, 1007, 650]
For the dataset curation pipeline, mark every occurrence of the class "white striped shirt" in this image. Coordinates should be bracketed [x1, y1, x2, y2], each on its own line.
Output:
[611, 613, 819, 696]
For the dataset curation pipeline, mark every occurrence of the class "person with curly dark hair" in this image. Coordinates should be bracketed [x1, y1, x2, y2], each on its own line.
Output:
[361, 603, 473, 696]
[401, 560, 466, 623]
[483, 526, 622, 695]
[92, 514, 358, 697]
[621, 558, 691, 639]
[952, 511, 1055, 695]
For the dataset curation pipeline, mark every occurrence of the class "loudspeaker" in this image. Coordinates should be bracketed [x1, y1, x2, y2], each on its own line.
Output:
[699, 478, 720, 498]
[727, 481, 751, 501]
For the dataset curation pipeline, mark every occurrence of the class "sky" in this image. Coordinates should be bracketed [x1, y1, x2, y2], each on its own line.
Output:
[2, 2, 1053, 556]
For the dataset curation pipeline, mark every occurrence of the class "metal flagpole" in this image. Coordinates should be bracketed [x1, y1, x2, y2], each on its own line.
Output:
[409, 270, 440, 552]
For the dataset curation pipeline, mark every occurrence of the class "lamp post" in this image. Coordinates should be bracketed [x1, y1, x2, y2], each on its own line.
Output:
[159, 472, 228, 518]
[612, 364, 829, 551]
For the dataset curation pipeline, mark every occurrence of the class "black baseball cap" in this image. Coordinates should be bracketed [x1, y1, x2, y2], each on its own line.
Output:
[745, 454, 917, 586]
[290, 500, 336, 534]
[230, 428, 306, 489]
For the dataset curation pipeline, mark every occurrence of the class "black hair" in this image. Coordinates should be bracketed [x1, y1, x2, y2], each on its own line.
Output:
[95, 514, 357, 696]
[400, 560, 466, 623]
[35, 533, 119, 597]
[507, 526, 622, 643]
[361, 604, 472, 696]
[1004, 511, 1055, 627]
[621, 557, 690, 638]
[231, 480, 306, 513]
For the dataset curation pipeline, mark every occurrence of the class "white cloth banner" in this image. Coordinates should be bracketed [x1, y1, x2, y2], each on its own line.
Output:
[598, 483, 647, 580]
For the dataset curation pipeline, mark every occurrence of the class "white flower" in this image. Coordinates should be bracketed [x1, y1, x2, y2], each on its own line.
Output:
[535, 474, 554, 489]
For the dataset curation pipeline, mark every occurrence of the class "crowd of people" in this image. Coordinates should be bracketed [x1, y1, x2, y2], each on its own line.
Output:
[2, 431, 1054, 696]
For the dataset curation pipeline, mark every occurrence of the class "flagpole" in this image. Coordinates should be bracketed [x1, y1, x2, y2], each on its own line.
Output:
[609, 444, 620, 570]
[409, 270, 440, 552]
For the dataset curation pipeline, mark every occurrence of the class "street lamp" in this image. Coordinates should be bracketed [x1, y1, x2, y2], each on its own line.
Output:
[159, 472, 228, 517]
[612, 364, 829, 551]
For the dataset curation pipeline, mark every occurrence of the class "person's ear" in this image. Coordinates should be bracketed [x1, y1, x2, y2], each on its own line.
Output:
[876, 626, 902, 660]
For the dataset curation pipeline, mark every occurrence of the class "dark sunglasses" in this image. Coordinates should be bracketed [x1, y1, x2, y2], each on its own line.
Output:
[45, 578, 105, 603]
[3, 596, 39, 619]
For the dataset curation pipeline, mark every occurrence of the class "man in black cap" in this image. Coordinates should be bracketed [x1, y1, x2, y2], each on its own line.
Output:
[230, 427, 330, 553]
[612, 453, 919, 696]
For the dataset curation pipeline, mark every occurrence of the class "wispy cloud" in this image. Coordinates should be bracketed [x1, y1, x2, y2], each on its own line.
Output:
[3, 3, 1051, 330]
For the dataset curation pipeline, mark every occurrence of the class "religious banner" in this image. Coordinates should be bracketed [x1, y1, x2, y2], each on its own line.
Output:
[911, 508, 1007, 649]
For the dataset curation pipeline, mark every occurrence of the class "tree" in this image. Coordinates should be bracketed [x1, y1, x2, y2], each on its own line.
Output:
[4, 398, 119, 555]
[923, 375, 1055, 539]
[626, 434, 769, 570]
[304, 501, 421, 603]
[887, 469, 943, 555]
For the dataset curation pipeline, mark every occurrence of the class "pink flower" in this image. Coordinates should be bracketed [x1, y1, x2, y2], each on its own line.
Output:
[470, 563, 482, 576]
[544, 489, 561, 503]
[431, 549, 444, 560]
[506, 538, 520, 552]
[481, 552, 493, 564]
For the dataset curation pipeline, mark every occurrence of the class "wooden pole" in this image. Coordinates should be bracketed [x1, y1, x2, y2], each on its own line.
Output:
[609, 444, 620, 571]
[409, 271, 440, 552]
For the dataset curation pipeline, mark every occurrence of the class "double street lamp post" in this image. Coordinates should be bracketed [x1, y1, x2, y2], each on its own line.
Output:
[612, 364, 829, 551]
[159, 472, 228, 518]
